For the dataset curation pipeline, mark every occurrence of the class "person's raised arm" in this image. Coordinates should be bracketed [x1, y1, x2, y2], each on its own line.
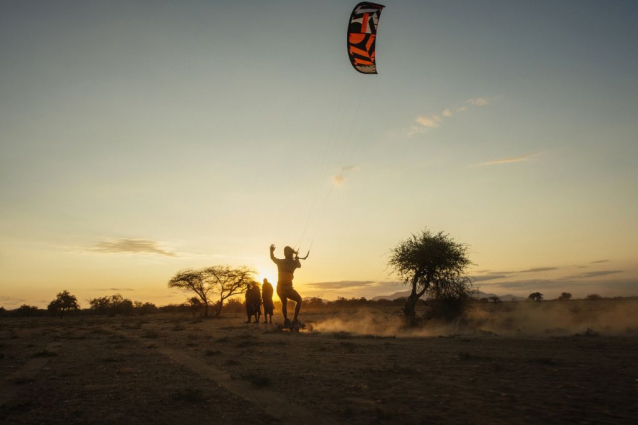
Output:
[270, 244, 277, 263]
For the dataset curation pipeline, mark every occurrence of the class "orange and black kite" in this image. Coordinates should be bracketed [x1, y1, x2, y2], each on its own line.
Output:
[347, 2, 385, 74]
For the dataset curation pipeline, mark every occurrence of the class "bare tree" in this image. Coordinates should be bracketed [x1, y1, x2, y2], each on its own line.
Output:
[168, 270, 212, 316]
[47, 290, 79, 317]
[203, 265, 256, 316]
[388, 229, 473, 325]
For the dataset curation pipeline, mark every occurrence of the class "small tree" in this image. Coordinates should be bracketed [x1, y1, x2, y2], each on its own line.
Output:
[89, 296, 112, 314]
[14, 304, 40, 317]
[586, 294, 602, 301]
[187, 297, 203, 316]
[168, 270, 212, 316]
[558, 292, 572, 301]
[0, 306, 6, 317]
[388, 229, 473, 325]
[528, 292, 543, 302]
[135, 302, 158, 315]
[47, 290, 80, 317]
[203, 265, 256, 316]
[108, 294, 134, 315]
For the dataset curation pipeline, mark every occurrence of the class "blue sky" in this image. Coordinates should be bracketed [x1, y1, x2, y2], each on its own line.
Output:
[1, 1, 637, 306]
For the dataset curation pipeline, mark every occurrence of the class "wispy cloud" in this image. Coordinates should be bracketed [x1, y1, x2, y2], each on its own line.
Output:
[517, 267, 557, 273]
[91, 239, 177, 257]
[97, 288, 135, 292]
[590, 260, 609, 264]
[473, 274, 508, 282]
[331, 165, 358, 187]
[562, 270, 623, 280]
[305, 280, 376, 289]
[409, 97, 497, 136]
[0, 296, 26, 306]
[472, 151, 543, 167]
[467, 97, 491, 106]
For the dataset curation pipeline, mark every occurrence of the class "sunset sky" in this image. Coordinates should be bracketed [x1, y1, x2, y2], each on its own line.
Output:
[1, 0, 637, 308]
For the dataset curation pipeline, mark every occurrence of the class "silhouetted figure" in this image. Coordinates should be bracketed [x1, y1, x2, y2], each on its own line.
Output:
[262, 278, 274, 323]
[245, 283, 262, 323]
[270, 244, 303, 327]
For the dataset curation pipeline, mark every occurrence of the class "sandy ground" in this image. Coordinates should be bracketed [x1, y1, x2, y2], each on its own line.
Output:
[1, 309, 637, 425]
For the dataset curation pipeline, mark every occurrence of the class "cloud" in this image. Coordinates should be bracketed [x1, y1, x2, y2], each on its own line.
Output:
[590, 260, 609, 264]
[0, 296, 26, 305]
[91, 239, 176, 257]
[473, 274, 509, 282]
[472, 151, 543, 167]
[562, 270, 623, 280]
[409, 96, 497, 136]
[467, 97, 490, 106]
[331, 165, 358, 187]
[305, 281, 376, 289]
[97, 288, 135, 292]
[415, 115, 441, 128]
[517, 267, 558, 273]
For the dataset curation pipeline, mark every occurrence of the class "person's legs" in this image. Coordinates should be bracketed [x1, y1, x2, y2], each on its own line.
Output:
[289, 289, 302, 322]
[277, 285, 290, 322]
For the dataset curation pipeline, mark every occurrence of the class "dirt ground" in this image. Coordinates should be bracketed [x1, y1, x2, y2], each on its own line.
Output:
[1, 308, 637, 425]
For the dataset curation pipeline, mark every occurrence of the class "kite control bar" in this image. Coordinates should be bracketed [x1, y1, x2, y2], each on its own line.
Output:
[296, 250, 310, 260]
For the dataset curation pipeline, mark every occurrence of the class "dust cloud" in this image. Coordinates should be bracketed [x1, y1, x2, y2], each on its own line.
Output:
[312, 299, 638, 337]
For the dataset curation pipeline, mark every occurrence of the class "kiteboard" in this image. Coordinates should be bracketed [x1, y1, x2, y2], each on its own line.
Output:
[276, 320, 314, 333]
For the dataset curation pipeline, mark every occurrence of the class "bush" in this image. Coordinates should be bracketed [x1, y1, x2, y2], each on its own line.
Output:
[14, 305, 42, 317]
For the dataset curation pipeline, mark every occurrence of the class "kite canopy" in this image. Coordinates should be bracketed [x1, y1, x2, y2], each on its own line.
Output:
[347, 2, 385, 74]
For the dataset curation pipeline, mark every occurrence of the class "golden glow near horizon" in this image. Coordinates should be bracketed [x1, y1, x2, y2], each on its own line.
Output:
[1, 2, 637, 308]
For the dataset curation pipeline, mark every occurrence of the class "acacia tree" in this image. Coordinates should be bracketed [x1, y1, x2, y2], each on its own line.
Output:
[203, 265, 256, 316]
[47, 290, 79, 317]
[528, 292, 543, 302]
[388, 229, 473, 325]
[168, 270, 212, 316]
[168, 266, 256, 317]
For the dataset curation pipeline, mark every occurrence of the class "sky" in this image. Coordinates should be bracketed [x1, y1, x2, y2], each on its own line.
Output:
[1, 0, 637, 308]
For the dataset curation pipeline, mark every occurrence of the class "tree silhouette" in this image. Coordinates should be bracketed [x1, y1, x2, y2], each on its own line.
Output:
[388, 229, 473, 325]
[558, 292, 572, 301]
[586, 294, 602, 301]
[15, 304, 40, 317]
[88, 294, 134, 315]
[203, 265, 256, 316]
[168, 270, 212, 316]
[47, 290, 79, 317]
[528, 292, 543, 302]
[489, 296, 502, 304]
[168, 266, 256, 317]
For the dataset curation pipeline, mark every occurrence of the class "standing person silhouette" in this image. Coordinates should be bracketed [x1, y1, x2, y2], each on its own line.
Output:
[262, 278, 274, 323]
[270, 244, 303, 327]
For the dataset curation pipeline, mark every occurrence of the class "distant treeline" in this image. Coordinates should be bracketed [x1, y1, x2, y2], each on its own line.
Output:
[1, 293, 636, 318]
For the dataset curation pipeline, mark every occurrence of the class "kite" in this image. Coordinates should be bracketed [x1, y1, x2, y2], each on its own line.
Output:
[347, 2, 385, 74]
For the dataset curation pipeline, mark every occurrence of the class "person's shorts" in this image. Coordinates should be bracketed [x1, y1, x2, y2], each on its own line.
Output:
[277, 283, 300, 301]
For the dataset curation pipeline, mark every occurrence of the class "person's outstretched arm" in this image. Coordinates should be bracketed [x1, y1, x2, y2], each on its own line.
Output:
[270, 244, 277, 263]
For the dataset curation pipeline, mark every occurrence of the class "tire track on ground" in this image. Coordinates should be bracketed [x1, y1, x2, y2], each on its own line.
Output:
[112, 329, 338, 425]
[0, 342, 62, 408]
